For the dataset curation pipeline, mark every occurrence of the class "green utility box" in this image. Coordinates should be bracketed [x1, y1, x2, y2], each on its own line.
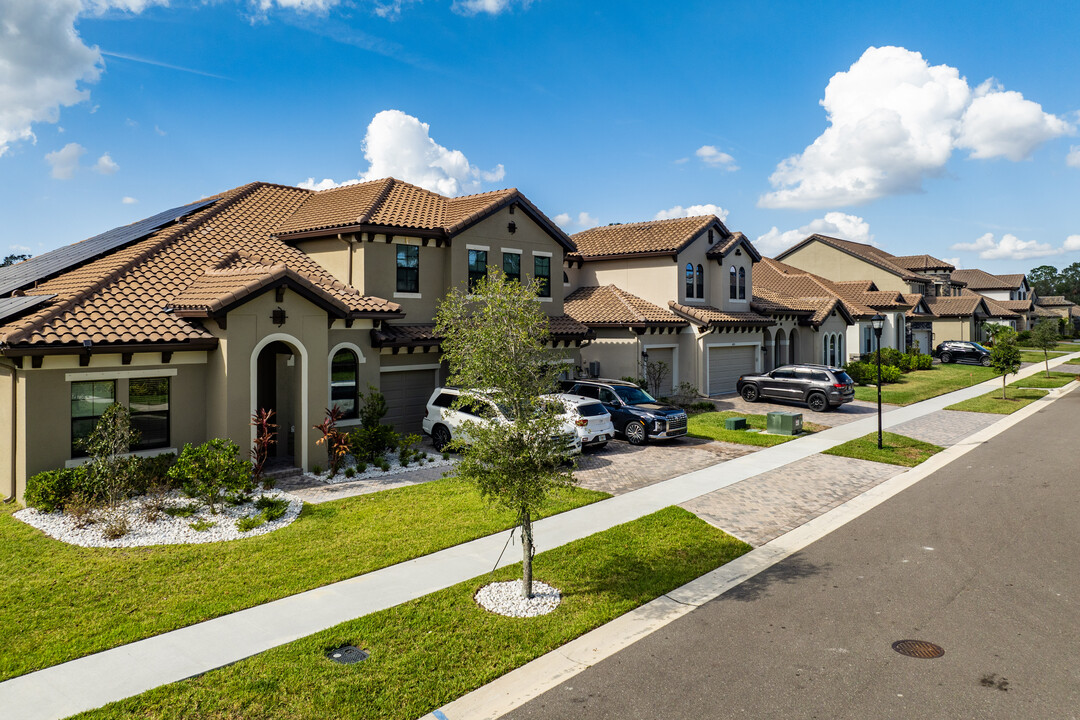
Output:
[766, 411, 803, 435]
[724, 417, 748, 431]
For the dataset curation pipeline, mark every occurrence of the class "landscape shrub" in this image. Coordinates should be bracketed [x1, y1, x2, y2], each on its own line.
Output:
[398, 433, 424, 466]
[347, 424, 398, 463]
[254, 495, 289, 521]
[862, 347, 905, 369]
[135, 453, 177, 494]
[236, 515, 265, 533]
[314, 407, 350, 477]
[168, 438, 253, 514]
[880, 365, 903, 383]
[25, 467, 87, 513]
[844, 361, 902, 385]
[672, 382, 700, 407]
[189, 519, 216, 532]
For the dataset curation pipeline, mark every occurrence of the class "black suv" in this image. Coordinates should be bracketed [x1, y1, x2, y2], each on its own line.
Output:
[933, 341, 991, 366]
[736, 364, 855, 412]
[559, 379, 687, 445]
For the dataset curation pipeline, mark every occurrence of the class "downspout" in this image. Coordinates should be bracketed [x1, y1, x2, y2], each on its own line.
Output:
[336, 233, 356, 288]
[2, 361, 16, 504]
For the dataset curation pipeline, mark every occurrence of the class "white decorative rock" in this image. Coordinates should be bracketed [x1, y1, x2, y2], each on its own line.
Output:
[475, 580, 562, 617]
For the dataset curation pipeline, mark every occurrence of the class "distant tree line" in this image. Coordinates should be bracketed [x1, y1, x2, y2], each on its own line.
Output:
[1028, 262, 1080, 304]
[1, 253, 30, 267]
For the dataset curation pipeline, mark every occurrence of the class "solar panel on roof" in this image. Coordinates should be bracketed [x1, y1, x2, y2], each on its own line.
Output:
[0, 294, 55, 325]
[0, 198, 216, 298]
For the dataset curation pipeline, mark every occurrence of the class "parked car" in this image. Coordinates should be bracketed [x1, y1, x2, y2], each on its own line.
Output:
[553, 393, 615, 450]
[933, 340, 991, 366]
[421, 387, 582, 455]
[558, 379, 688, 445]
[736, 364, 855, 412]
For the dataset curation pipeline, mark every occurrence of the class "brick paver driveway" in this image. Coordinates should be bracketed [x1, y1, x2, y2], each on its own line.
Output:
[574, 437, 758, 495]
[709, 393, 887, 427]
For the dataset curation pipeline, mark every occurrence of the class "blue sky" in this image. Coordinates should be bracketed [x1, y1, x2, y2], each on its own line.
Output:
[2, 0, 1078, 276]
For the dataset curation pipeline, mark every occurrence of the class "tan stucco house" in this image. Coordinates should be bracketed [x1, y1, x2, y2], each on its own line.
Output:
[0, 179, 590, 503]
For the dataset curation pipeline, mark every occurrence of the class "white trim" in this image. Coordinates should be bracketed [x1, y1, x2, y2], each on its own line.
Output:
[537, 297, 553, 303]
[681, 298, 705, 304]
[531, 250, 553, 257]
[66, 447, 177, 468]
[65, 368, 178, 382]
[465, 243, 490, 251]
[380, 363, 441, 373]
[392, 292, 422, 299]
[500, 247, 522, 255]
[730, 298, 749, 304]
[250, 333, 309, 471]
[328, 342, 367, 366]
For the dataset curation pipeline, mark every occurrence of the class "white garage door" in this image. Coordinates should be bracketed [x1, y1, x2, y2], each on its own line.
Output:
[645, 347, 675, 398]
[381, 368, 439, 433]
[708, 346, 756, 396]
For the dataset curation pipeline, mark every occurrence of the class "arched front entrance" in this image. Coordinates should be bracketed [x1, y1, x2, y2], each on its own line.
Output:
[762, 329, 774, 372]
[788, 328, 799, 364]
[774, 328, 787, 369]
[250, 333, 309, 470]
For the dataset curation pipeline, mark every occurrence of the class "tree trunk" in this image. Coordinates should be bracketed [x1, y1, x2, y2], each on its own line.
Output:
[1002, 375, 1007, 400]
[1045, 350, 1050, 378]
[521, 509, 533, 599]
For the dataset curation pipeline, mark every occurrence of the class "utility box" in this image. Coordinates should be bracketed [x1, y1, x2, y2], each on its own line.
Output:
[724, 417, 748, 431]
[766, 411, 803, 435]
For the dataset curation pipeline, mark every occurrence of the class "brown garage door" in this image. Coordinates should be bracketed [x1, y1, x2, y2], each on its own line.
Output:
[381, 368, 438, 434]
[708, 346, 756, 396]
[645, 347, 675, 398]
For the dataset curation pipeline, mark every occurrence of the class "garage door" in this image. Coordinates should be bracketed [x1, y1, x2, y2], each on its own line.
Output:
[381, 368, 439, 434]
[708, 346, 756, 396]
[645, 347, 675, 398]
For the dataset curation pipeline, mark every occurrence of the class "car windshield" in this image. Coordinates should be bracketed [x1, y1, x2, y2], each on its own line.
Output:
[834, 371, 854, 385]
[971, 343, 990, 353]
[613, 385, 656, 405]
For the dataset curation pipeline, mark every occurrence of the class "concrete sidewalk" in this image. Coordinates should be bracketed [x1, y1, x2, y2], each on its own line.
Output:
[2, 354, 1077, 720]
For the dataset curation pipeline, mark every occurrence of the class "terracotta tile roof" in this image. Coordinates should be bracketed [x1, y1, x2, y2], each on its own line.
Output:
[750, 288, 847, 327]
[273, 177, 573, 249]
[994, 299, 1033, 312]
[949, 268, 1016, 290]
[834, 280, 876, 292]
[170, 260, 353, 318]
[668, 301, 773, 328]
[902, 293, 932, 318]
[921, 295, 989, 318]
[996, 273, 1027, 288]
[892, 254, 955, 272]
[962, 290, 1020, 319]
[547, 314, 594, 339]
[704, 231, 762, 262]
[756, 257, 877, 317]
[563, 285, 687, 327]
[1036, 295, 1076, 307]
[1034, 304, 1059, 318]
[569, 216, 719, 259]
[0, 183, 401, 350]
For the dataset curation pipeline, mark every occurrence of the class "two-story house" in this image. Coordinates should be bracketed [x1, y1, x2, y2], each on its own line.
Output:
[0, 179, 590, 503]
[951, 269, 1034, 330]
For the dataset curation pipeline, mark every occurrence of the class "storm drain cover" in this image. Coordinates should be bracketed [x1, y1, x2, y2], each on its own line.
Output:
[892, 639, 945, 659]
[327, 645, 369, 664]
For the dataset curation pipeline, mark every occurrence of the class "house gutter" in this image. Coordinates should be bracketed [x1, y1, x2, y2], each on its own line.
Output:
[1, 361, 16, 503]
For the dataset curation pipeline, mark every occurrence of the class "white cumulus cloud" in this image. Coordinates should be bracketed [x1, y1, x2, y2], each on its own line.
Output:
[45, 141, 86, 179]
[554, 211, 597, 230]
[950, 232, 1059, 260]
[121, 195, 137, 204]
[93, 152, 118, 174]
[300, 110, 506, 196]
[1063, 235, 1080, 252]
[451, 0, 533, 16]
[654, 204, 729, 221]
[759, 46, 1073, 209]
[1067, 145, 1080, 168]
[695, 145, 738, 170]
[754, 212, 874, 256]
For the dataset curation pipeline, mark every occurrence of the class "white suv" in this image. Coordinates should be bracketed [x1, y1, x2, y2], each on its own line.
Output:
[421, 387, 582, 455]
[553, 393, 614, 450]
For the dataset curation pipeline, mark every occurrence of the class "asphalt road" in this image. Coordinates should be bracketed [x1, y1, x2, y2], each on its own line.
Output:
[505, 388, 1080, 719]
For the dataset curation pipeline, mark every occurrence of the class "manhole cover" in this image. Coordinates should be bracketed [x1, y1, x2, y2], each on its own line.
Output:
[327, 645, 369, 664]
[892, 639, 945, 659]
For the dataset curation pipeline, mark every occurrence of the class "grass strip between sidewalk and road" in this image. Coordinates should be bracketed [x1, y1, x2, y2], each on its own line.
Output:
[0, 478, 609, 682]
[1008, 371, 1077, 389]
[74, 507, 752, 720]
[688, 411, 826, 447]
[823, 432, 943, 467]
[852, 363, 998, 406]
[945, 387, 1049, 414]
[1020, 350, 1067, 364]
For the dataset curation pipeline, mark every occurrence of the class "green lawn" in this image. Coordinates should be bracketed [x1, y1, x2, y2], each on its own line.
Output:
[1068, 358, 1080, 366]
[852, 363, 998, 405]
[688, 411, 825, 447]
[1009, 371, 1077, 389]
[945, 387, 1048, 414]
[0, 478, 608, 682]
[1020, 350, 1067, 364]
[823, 432, 943, 467]
[76, 507, 751, 720]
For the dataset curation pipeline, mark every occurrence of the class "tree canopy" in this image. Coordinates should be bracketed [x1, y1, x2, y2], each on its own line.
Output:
[1028, 262, 1080, 304]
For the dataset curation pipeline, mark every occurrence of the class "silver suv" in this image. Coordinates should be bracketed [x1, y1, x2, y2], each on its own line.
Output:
[736, 364, 855, 412]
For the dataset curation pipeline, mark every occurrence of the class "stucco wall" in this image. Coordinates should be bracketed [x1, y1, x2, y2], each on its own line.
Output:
[579, 257, 677, 310]
[782, 242, 907, 293]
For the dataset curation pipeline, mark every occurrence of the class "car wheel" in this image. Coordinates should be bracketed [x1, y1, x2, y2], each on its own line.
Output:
[741, 384, 759, 402]
[624, 421, 647, 445]
[940, 352, 952, 363]
[980, 355, 991, 367]
[807, 393, 828, 412]
[431, 425, 451, 452]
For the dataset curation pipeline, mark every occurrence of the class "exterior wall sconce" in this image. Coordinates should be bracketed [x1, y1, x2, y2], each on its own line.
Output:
[272, 307, 288, 327]
[507, 221, 517, 234]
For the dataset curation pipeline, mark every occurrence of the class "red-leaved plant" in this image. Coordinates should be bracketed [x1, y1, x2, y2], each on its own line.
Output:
[314, 406, 350, 477]
[250, 408, 277, 488]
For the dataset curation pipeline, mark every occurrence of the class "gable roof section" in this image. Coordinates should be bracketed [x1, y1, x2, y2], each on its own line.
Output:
[892, 254, 956, 272]
[1036, 295, 1076, 307]
[751, 287, 853, 327]
[274, 178, 574, 251]
[170, 261, 354, 319]
[667, 301, 773, 329]
[0, 183, 401, 353]
[569, 215, 729, 260]
[950, 268, 1015, 291]
[756, 257, 877, 317]
[777, 234, 931, 283]
[922, 295, 992, 318]
[563, 285, 688, 328]
[704, 231, 762, 262]
[961, 290, 1020, 319]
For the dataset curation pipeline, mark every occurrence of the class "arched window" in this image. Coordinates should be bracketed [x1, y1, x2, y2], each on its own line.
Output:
[685, 263, 695, 298]
[330, 349, 359, 419]
[738, 267, 746, 300]
[822, 336, 829, 364]
[729, 266, 737, 299]
[696, 264, 704, 299]
[829, 335, 838, 366]
[837, 334, 844, 364]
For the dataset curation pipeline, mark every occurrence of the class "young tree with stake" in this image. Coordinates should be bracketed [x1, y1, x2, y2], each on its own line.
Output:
[989, 331, 1021, 400]
[1030, 319, 1060, 378]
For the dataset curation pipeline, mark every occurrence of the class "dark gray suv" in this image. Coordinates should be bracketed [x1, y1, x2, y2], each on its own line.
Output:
[736, 364, 855, 412]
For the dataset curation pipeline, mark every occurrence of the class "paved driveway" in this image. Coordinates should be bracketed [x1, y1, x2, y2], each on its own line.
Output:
[574, 437, 758, 495]
[708, 393, 887, 427]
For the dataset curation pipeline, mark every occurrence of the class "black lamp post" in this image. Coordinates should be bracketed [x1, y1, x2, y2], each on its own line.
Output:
[641, 349, 649, 382]
[871, 313, 886, 449]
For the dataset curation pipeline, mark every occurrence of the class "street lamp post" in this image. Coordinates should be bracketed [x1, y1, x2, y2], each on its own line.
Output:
[871, 314, 886, 449]
[641, 350, 649, 384]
